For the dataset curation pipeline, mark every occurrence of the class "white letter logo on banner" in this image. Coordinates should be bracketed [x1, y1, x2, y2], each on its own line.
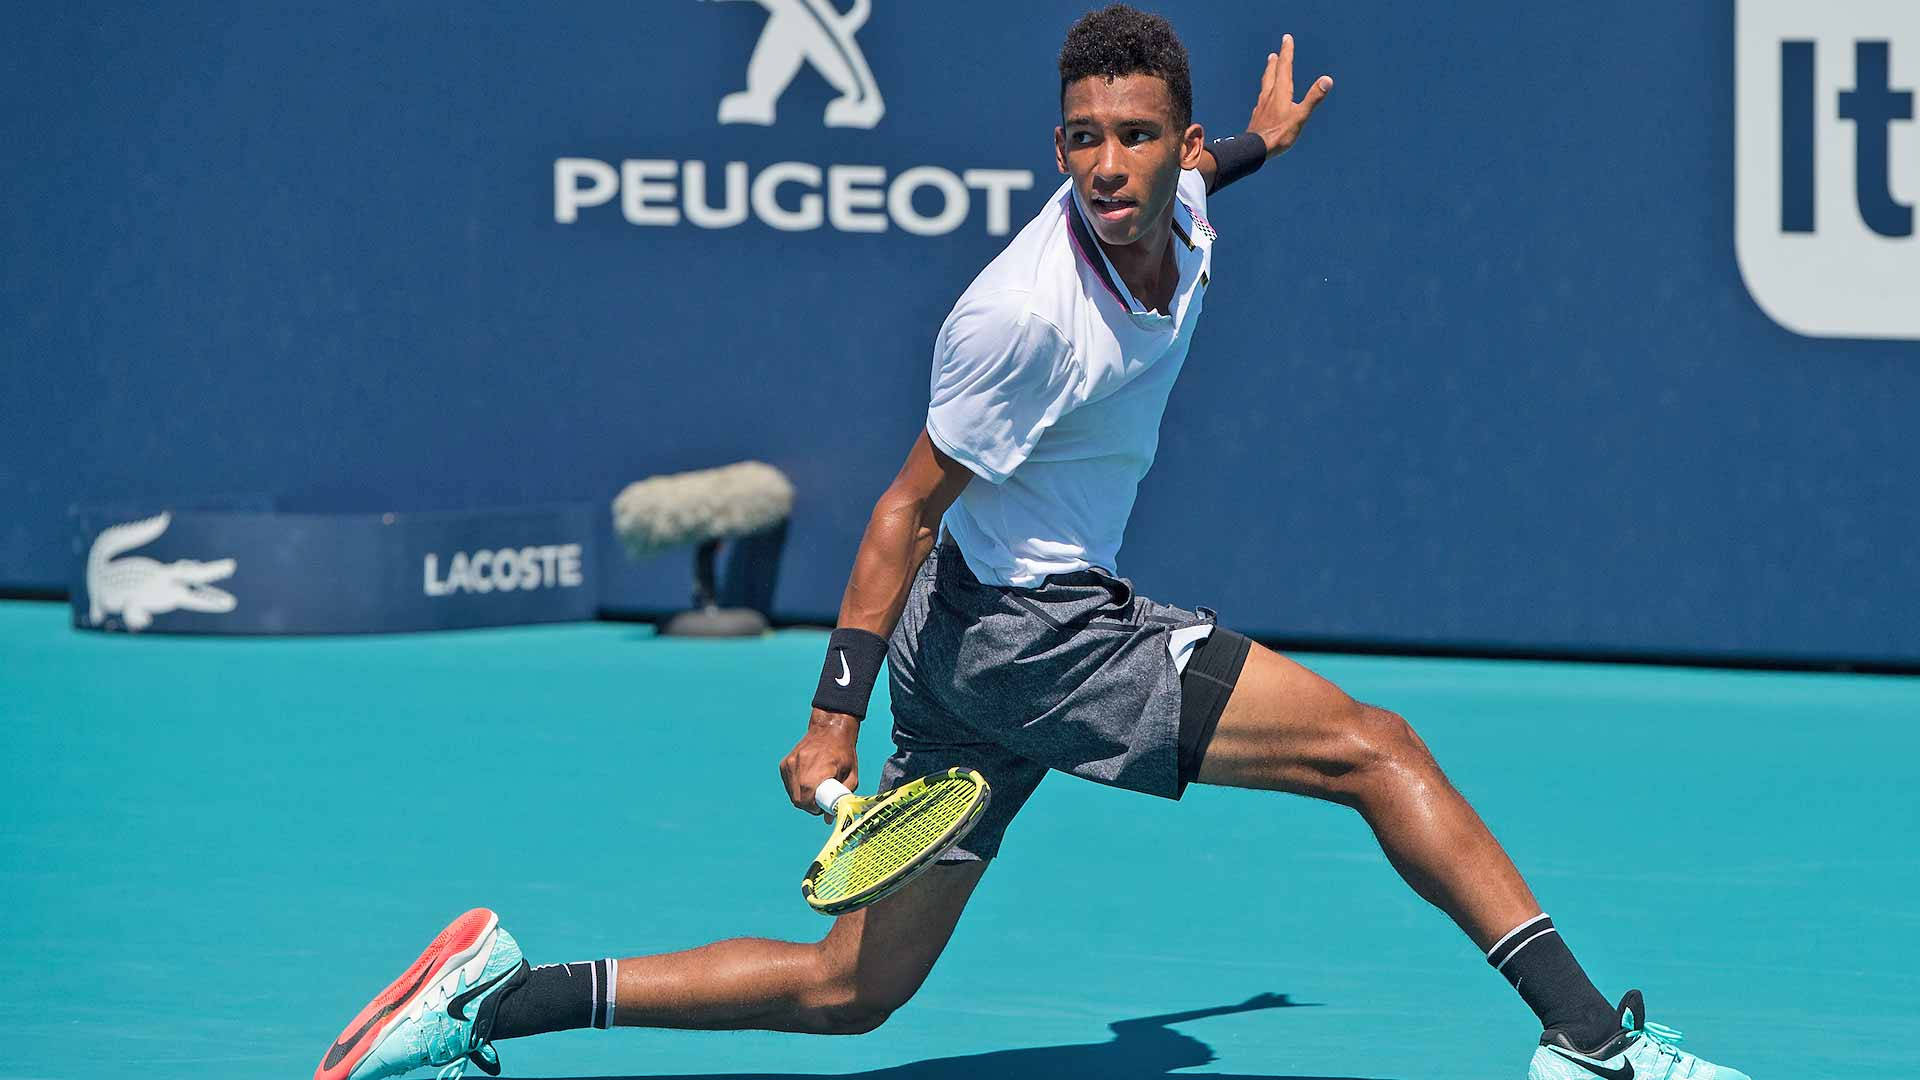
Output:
[555, 3, 1034, 234]
[716, 0, 885, 129]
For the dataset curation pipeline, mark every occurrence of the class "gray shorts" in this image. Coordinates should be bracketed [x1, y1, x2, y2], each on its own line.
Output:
[878, 535, 1249, 861]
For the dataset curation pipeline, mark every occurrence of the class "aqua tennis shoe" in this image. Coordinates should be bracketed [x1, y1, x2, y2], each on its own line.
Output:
[315, 908, 529, 1080]
[1528, 990, 1751, 1080]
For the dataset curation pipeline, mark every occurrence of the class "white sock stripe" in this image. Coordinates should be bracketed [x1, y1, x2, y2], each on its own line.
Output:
[1486, 913, 1551, 960]
[603, 957, 618, 1028]
[589, 958, 600, 1024]
[1494, 927, 1560, 973]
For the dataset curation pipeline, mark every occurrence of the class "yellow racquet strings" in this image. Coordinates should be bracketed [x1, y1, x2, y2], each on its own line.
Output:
[811, 780, 979, 902]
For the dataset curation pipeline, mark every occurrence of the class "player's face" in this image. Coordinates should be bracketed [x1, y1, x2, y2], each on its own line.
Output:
[1055, 74, 1205, 246]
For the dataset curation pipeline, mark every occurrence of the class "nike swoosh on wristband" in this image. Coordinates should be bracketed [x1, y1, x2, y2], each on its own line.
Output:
[322, 965, 439, 1070]
[448, 963, 519, 1021]
[834, 651, 851, 687]
[1548, 1047, 1634, 1080]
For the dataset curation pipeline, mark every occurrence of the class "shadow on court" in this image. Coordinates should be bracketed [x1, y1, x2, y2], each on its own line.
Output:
[511, 993, 1394, 1080]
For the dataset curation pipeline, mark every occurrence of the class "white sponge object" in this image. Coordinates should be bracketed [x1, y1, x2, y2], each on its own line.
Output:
[613, 460, 795, 559]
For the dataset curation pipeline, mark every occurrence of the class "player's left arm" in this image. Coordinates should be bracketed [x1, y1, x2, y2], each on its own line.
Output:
[1197, 33, 1333, 195]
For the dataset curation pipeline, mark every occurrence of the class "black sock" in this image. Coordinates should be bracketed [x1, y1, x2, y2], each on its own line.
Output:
[488, 959, 619, 1040]
[1485, 914, 1618, 1051]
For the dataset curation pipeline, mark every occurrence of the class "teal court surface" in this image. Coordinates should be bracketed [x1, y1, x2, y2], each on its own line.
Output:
[3, 599, 1916, 1079]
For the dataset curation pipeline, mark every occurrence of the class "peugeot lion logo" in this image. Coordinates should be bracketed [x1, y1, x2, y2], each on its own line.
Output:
[85, 512, 238, 631]
[712, 0, 885, 128]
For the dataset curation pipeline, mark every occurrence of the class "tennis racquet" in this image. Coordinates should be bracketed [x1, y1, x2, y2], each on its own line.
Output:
[801, 767, 991, 916]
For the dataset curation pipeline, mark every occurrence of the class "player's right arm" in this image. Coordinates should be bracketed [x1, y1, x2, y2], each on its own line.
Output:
[782, 290, 1075, 813]
[778, 430, 973, 813]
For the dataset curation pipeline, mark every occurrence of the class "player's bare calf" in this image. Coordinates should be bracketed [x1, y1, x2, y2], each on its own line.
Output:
[603, 860, 987, 1036]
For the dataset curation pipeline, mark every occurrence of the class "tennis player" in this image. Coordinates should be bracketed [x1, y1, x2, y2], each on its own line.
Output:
[317, 7, 1750, 1080]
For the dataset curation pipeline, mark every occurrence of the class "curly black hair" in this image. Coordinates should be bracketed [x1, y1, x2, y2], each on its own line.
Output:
[1057, 4, 1192, 128]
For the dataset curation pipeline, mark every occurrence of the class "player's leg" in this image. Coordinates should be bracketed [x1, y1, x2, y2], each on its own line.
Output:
[1191, 640, 1618, 1044]
[316, 863, 988, 1080]
[1193, 640, 1538, 948]
[484, 732, 1045, 1044]
[601, 858, 988, 1034]
[1189, 638, 1748, 1076]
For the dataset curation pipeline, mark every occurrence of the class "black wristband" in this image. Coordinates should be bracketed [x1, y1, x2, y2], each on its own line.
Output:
[812, 627, 889, 718]
[1205, 131, 1267, 194]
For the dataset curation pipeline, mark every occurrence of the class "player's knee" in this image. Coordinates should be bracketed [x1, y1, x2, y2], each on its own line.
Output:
[813, 977, 914, 1035]
[1339, 704, 1435, 790]
[816, 994, 902, 1035]
[805, 944, 917, 1035]
[1368, 701, 1421, 749]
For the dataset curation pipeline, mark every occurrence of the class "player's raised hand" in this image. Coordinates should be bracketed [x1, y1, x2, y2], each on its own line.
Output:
[1246, 34, 1332, 157]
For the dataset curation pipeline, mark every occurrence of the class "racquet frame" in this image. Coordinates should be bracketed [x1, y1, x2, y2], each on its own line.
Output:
[801, 767, 990, 916]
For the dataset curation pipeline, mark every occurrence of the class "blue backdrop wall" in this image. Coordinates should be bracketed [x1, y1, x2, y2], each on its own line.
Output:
[6, 2, 1917, 662]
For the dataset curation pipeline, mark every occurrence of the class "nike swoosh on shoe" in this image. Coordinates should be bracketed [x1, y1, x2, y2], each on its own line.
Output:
[1548, 1047, 1634, 1080]
[448, 961, 522, 1021]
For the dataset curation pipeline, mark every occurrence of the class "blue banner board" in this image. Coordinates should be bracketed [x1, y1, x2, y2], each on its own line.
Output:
[8, 2, 1920, 661]
[70, 506, 597, 635]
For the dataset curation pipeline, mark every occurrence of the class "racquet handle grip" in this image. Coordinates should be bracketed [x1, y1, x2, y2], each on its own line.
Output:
[814, 778, 852, 816]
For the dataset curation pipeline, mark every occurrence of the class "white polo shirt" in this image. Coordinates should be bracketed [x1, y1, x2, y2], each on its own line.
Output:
[925, 169, 1216, 588]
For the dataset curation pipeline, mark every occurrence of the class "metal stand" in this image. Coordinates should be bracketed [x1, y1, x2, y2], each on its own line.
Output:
[660, 538, 769, 637]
